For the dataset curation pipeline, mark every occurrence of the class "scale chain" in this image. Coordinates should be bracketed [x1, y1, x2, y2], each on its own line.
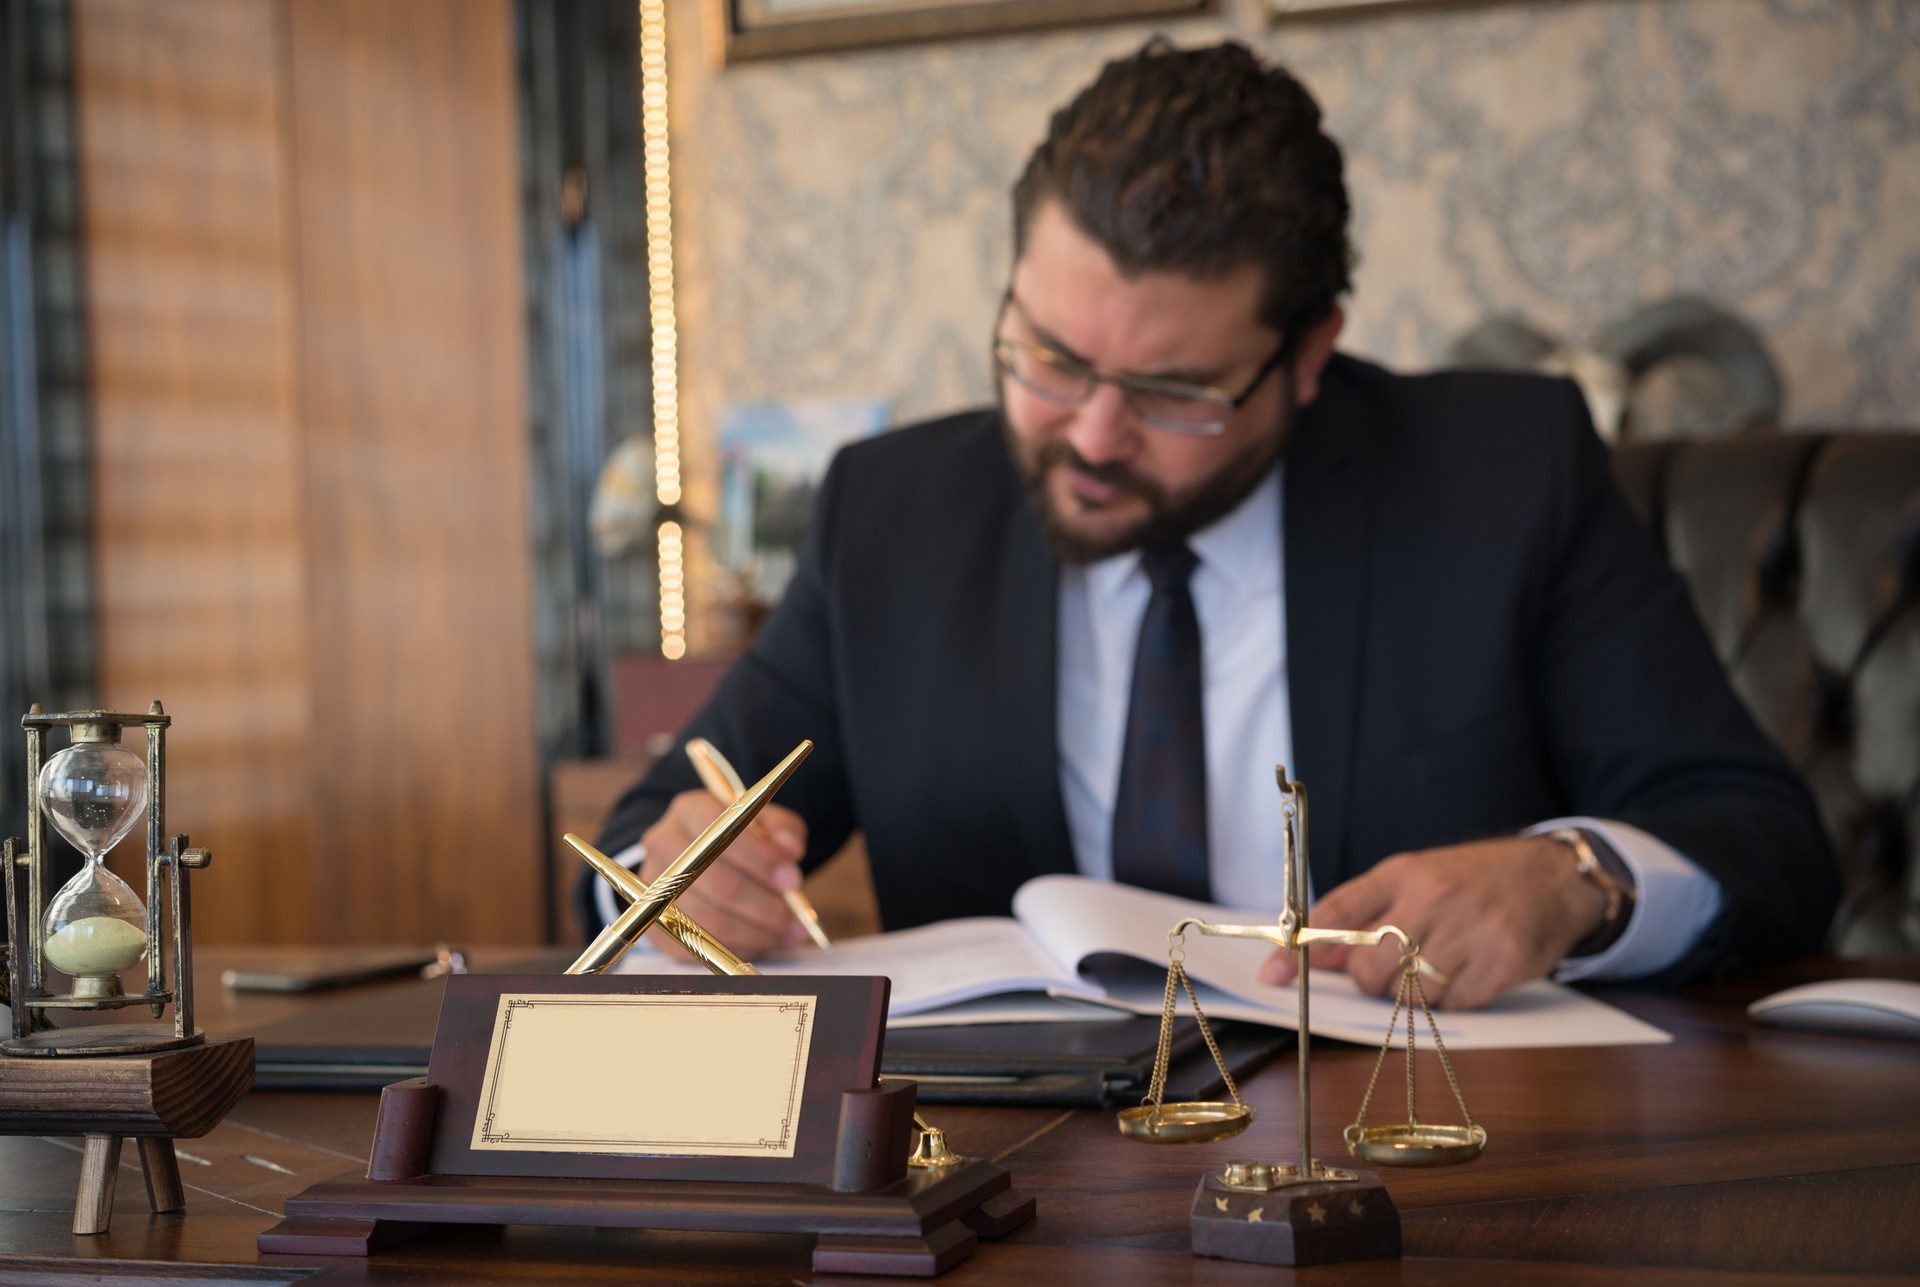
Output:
[1405, 971, 1418, 1128]
[1179, 963, 1242, 1109]
[1351, 952, 1478, 1137]
[1351, 971, 1408, 1133]
[1142, 933, 1243, 1118]
[1411, 969, 1477, 1131]
[1143, 936, 1183, 1112]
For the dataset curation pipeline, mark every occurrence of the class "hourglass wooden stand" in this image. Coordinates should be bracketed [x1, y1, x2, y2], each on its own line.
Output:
[1, 704, 253, 1234]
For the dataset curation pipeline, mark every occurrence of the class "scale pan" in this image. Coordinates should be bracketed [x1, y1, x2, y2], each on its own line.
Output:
[1117, 1102, 1252, 1143]
[1343, 1123, 1486, 1167]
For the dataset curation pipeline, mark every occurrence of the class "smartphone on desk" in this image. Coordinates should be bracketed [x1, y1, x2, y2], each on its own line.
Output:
[220, 946, 444, 993]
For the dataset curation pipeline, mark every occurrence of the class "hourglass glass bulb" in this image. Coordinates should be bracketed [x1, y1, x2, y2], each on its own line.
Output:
[38, 733, 149, 989]
[38, 738, 147, 861]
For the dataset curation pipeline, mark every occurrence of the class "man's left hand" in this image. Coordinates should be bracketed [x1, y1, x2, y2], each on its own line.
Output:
[1257, 836, 1609, 1009]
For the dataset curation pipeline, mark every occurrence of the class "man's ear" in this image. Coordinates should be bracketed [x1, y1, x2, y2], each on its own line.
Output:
[1290, 307, 1345, 409]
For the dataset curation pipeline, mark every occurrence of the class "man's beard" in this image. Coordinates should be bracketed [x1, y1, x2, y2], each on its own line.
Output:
[1002, 374, 1296, 565]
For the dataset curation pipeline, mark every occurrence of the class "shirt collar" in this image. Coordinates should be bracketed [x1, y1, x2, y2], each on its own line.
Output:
[1084, 462, 1284, 601]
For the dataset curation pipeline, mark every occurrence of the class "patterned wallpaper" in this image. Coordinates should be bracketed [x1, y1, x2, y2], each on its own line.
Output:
[662, 0, 1918, 519]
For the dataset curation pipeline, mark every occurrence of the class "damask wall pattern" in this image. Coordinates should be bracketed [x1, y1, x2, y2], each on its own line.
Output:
[662, 0, 1918, 501]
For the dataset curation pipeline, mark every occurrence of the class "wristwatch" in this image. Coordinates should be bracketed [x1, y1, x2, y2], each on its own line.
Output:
[1547, 827, 1636, 957]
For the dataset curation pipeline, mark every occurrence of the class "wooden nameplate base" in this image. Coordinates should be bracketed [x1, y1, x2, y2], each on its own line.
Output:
[0, 1034, 255, 1234]
[257, 974, 1032, 1276]
[1190, 1167, 1399, 1266]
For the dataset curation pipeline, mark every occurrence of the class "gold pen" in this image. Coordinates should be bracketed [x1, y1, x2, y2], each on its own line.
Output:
[686, 737, 833, 950]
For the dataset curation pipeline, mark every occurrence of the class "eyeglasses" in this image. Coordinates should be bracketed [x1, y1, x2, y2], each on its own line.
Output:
[993, 327, 1290, 436]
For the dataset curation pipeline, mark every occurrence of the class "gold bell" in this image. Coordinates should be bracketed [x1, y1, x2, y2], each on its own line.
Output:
[909, 1124, 963, 1169]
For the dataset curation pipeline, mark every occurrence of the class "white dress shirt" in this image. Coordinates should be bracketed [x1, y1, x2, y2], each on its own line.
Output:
[1056, 463, 1725, 980]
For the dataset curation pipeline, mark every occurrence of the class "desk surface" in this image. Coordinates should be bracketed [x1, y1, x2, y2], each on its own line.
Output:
[1, 950, 1915, 1284]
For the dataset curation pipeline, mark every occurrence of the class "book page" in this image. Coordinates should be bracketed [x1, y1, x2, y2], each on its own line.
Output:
[1014, 875, 1670, 1049]
[614, 916, 1099, 1016]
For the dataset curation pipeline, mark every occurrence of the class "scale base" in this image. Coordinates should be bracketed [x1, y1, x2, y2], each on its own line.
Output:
[1189, 1165, 1399, 1266]
[259, 1159, 1035, 1277]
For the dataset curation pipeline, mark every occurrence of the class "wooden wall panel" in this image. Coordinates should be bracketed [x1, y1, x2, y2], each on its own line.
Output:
[72, 0, 542, 945]
[74, 0, 318, 945]
[282, 0, 541, 943]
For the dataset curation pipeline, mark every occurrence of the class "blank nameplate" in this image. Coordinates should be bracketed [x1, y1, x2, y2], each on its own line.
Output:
[424, 973, 889, 1184]
[469, 993, 816, 1156]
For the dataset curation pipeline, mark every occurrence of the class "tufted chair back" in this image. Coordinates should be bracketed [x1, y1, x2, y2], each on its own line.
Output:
[1612, 434, 1920, 956]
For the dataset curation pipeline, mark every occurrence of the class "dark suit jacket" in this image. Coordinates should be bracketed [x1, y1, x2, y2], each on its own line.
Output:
[589, 354, 1837, 982]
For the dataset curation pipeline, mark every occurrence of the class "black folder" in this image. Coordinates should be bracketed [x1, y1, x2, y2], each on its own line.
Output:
[248, 971, 1291, 1107]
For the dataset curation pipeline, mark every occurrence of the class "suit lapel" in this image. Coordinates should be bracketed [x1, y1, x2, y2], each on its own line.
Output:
[1285, 361, 1376, 893]
[993, 497, 1076, 877]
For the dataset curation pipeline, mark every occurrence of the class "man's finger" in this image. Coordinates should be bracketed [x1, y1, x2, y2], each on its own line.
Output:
[1258, 947, 1297, 986]
[1258, 866, 1398, 985]
[632, 792, 812, 960]
[1307, 868, 1396, 935]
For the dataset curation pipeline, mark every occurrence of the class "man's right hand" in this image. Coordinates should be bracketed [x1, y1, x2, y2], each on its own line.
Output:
[635, 789, 811, 961]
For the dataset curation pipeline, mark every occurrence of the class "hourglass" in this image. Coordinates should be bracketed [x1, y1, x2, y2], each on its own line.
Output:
[3, 703, 211, 1056]
[2, 704, 252, 1237]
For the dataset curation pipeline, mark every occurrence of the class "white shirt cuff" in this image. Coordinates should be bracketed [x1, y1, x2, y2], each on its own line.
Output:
[591, 841, 652, 940]
[1523, 817, 1725, 982]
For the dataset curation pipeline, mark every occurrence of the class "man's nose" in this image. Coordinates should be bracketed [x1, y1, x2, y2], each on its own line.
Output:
[1064, 383, 1135, 464]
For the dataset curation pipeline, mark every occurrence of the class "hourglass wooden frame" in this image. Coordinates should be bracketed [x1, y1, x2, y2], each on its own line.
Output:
[3, 702, 209, 1057]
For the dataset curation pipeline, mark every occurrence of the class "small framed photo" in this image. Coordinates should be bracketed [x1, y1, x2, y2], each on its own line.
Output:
[1269, 0, 1472, 15]
[706, 0, 1213, 65]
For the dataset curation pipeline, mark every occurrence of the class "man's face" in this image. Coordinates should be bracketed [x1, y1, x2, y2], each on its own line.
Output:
[998, 201, 1301, 564]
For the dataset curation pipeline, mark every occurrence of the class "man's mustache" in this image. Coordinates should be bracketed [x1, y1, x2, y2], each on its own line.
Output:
[1033, 441, 1157, 501]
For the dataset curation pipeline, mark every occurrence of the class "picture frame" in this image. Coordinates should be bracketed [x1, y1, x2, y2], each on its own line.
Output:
[705, 0, 1213, 65]
[1268, 0, 1491, 16]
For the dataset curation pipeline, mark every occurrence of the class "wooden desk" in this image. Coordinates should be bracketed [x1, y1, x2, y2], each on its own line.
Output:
[0, 952, 1914, 1283]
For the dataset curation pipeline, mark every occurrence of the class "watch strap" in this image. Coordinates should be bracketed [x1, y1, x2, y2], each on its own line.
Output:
[1548, 827, 1637, 958]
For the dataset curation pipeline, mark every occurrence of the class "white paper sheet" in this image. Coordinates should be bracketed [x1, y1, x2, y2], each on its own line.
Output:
[613, 874, 1670, 1049]
[1014, 875, 1671, 1049]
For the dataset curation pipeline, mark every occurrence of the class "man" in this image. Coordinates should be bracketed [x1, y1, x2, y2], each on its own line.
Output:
[584, 39, 1835, 1008]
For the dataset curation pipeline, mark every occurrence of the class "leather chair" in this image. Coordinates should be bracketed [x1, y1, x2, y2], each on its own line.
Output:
[1612, 434, 1920, 956]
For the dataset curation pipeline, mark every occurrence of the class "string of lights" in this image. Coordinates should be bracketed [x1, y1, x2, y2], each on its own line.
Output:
[639, 0, 685, 659]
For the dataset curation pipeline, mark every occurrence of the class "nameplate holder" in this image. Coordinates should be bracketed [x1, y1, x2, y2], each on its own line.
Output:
[261, 971, 1032, 1277]
[423, 973, 883, 1185]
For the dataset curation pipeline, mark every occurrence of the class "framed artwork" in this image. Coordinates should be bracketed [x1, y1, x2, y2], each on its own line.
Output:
[717, 397, 887, 608]
[1269, 0, 1497, 14]
[705, 0, 1213, 64]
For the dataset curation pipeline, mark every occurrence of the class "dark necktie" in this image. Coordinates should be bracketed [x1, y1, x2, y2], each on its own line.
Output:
[1111, 543, 1211, 902]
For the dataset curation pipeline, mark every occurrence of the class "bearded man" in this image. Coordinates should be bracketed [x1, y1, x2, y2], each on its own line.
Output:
[582, 39, 1834, 1007]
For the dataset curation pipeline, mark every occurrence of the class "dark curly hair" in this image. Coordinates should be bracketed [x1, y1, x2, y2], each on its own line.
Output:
[1012, 39, 1354, 351]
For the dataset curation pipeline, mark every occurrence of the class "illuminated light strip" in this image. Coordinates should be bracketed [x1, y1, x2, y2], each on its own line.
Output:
[639, 0, 685, 658]
[658, 521, 686, 661]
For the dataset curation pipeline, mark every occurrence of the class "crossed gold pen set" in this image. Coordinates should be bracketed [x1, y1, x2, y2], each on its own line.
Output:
[560, 741, 964, 1165]
[685, 738, 833, 951]
[565, 738, 829, 977]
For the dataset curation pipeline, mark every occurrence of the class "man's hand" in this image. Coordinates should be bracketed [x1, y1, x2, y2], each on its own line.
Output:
[1257, 836, 1609, 1009]
[634, 790, 811, 961]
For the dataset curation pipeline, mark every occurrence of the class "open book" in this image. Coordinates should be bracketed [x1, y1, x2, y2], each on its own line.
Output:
[613, 874, 1670, 1051]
